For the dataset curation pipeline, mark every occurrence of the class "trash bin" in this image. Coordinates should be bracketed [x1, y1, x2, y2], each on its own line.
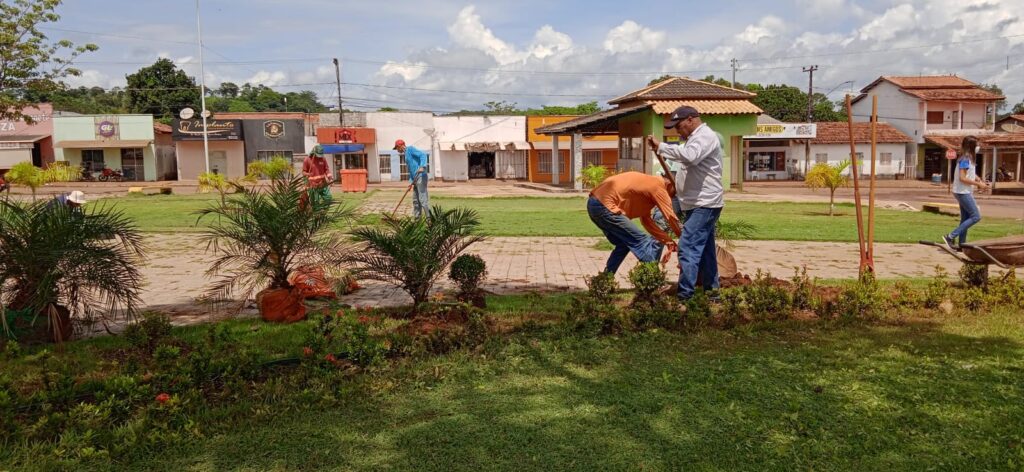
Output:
[339, 169, 368, 193]
[931, 173, 942, 184]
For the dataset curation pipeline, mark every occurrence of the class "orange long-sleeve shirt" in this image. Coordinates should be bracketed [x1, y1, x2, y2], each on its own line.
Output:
[590, 172, 681, 243]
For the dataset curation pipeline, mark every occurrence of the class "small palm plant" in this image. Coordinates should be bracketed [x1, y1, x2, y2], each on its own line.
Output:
[805, 160, 851, 216]
[346, 206, 485, 312]
[4, 161, 80, 201]
[197, 177, 354, 316]
[0, 199, 145, 342]
[247, 156, 294, 181]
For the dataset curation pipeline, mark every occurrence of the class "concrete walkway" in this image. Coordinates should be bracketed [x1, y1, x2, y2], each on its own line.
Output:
[140, 234, 970, 315]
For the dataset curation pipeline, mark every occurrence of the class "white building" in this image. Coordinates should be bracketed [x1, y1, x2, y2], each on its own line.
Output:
[433, 115, 529, 181]
[804, 122, 914, 178]
[365, 112, 435, 182]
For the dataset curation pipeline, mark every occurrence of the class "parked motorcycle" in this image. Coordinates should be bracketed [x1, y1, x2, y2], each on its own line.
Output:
[0, 177, 8, 193]
[98, 167, 124, 182]
[80, 168, 96, 181]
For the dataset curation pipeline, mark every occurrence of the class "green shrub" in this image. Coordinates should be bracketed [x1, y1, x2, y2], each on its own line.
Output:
[790, 266, 815, 311]
[923, 266, 948, 310]
[578, 164, 611, 188]
[123, 312, 172, 353]
[565, 272, 625, 335]
[304, 310, 388, 367]
[889, 281, 922, 313]
[628, 262, 666, 306]
[987, 270, 1024, 308]
[958, 263, 988, 288]
[629, 297, 682, 331]
[586, 272, 618, 304]
[745, 270, 792, 321]
[959, 287, 987, 312]
[718, 289, 745, 328]
[684, 289, 711, 328]
[449, 254, 488, 295]
[834, 274, 884, 320]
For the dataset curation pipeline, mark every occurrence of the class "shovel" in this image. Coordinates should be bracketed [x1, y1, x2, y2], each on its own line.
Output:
[390, 167, 426, 218]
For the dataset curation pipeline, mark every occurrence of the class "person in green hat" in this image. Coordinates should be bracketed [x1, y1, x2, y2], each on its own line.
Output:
[302, 144, 333, 205]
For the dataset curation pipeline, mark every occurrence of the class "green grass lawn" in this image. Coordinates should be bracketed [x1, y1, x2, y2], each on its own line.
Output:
[432, 196, 1024, 243]
[117, 303, 1024, 470]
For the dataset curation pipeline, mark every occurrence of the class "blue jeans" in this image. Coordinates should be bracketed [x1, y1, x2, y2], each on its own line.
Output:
[587, 197, 664, 274]
[652, 195, 684, 234]
[677, 207, 722, 300]
[411, 171, 429, 219]
[949, 192, 981, 244]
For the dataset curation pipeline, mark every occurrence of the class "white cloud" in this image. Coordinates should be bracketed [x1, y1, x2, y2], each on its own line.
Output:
[63, 69, 115, 89]
[378, 61, 427, 81]
[736, 16, 785, 44]
[603, 20, 665, 54]
[529, 25, 573, 59]
[447, 5, 524, 64]
[246, 70, 289, 86]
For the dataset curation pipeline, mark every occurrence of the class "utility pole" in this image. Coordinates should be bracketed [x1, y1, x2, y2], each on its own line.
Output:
[195, 0, 210, 173]
[801, 65, 818, 179]
[730, 58, 738, 89]
[332, 58, 343, 126]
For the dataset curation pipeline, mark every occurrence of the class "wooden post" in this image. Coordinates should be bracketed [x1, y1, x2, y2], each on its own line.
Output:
[551, 134, 560, 185]
[867, 95, 878, 271]
[958, 102, 963, 130]
[844, 95, 868, 275]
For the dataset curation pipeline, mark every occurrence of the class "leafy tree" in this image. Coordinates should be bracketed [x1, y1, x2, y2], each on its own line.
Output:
[700, 75, 734, 88]
[197, 177, 354, 304]
[4, 161, 78, 200]
[282, 90, 327, 113]
[0, 0, 98, 122]
[346, 206, 485, 311]
[751, 84, 844, 122]
[805, 160, 851, 216]
[0, 197, 144, 341]
[1013, 101, 1024, 114]
[483, 100, 520, 114]
[980, 83, 1006, 112]
[125, 58, 199, 120]
[377, 106, 398, 112]
[217, 81, 239, 98]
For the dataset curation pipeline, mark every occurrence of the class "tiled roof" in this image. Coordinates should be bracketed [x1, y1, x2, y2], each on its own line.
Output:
[812, 122, 913, 144]
[882, 76, 978, 89]
[647, 99, 763, 115]
[534, 102, 651, 135]
[903, 88, 1005, 101]
[926, 133, 1024, 150]
[609, 77, 755, 104]
[153, 122, 172, 133]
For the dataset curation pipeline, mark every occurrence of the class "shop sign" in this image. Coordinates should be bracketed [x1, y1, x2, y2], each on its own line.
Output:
[745, 123, 816, 139]
[264, 120, 285, 139]
[94, 116, 119, 140]
[173, 119, 242, 141]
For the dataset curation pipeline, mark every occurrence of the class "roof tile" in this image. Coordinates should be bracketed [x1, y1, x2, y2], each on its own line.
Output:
[648, 100, 763, 115]
[883, 75, 978, 89]
[609, 77, 754, 104]
[812, 122, 913, 144]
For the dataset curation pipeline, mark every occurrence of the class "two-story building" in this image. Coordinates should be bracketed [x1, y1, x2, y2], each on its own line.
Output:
[850, 75, 1005, 181]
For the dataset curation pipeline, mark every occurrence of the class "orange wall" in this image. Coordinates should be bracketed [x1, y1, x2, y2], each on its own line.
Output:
[528, 148, 618, 184]
[526, 115, 617, 142]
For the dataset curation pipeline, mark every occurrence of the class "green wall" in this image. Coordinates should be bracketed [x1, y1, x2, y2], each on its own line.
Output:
[52, 115, 157, 181]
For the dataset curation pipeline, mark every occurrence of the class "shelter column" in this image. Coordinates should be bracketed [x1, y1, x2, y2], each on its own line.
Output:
[991, 147, 999, 192]
[1017, 151, 1022, 182]
[957, 102, 963, 129]
[551, 134, 560, 185]
[571, 132, 583, 191]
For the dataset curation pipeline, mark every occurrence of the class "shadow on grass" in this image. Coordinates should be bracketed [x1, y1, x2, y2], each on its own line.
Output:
[128, 316, 1024, 471]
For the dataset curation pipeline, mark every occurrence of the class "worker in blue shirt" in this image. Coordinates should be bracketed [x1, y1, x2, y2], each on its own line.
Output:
[394, 139, 429, 218]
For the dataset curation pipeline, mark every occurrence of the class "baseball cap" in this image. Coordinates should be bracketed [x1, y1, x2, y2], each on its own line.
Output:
[311, 144, 324, 157]
[67, 190, 87, 204]
[664, 106, 700, 129]
[393, 139, 406, 150]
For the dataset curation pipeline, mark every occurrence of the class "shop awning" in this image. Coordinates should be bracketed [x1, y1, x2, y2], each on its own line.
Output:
[0, 134, 46, 143]
[534, 102, 652, 136]
[507, 141, 531, 151]
[321, 143, 365, 154]
[440, 142, 464, 151]
[56, 139, 152, 148]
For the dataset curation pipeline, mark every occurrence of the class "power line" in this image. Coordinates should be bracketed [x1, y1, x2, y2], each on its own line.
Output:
[339, 81, 614, 98]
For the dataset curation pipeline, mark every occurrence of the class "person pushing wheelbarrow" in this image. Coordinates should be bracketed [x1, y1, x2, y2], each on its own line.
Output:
[394, 139, 430, 219]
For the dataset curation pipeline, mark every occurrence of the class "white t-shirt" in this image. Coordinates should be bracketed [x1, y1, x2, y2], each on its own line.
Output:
[952, 156, 976, 195]
[657, 123, 725, 210]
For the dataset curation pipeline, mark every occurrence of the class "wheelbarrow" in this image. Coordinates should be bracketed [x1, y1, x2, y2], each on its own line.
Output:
[919, 235, 1024, 269]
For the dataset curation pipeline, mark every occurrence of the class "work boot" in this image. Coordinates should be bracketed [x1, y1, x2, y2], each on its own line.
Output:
[942, 234, 959, 252]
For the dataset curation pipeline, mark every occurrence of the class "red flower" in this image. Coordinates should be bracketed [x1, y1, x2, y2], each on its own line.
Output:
[357, 315, 372, 324]
[324, 353, 337, 363]
[155, 393, 170, 404]
[302, 346, 313, 357]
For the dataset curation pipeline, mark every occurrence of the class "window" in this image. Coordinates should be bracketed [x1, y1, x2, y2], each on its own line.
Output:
[496, 150, 527, 179]
[537, 150, 553, 173]
[120, 148, 144, 181]
[379, 154, 392, 175]
[815, 153, 828, 164]
[583, 150, 602, 168]
[927, 111, 944, 124]
[880, 152, 893, 165]
[256, 150, 293, 162]
[81, 149, 104, 172]
[344, 154, 366, 170]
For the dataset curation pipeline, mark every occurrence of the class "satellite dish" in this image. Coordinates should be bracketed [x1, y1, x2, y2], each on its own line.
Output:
[1000, 123, 1023, 133]
[179, 107, 195, 119]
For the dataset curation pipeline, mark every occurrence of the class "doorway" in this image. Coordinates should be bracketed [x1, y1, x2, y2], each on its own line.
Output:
[468, 152, 495, 179]
[210, 151, 228, 175]
[923, 148, 945, 180]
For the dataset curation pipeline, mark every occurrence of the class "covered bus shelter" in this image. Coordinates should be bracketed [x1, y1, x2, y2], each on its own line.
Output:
[925, 132, 1024, 193]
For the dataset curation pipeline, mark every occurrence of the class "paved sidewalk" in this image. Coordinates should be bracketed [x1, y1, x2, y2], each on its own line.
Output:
[140, 234, 970, 315]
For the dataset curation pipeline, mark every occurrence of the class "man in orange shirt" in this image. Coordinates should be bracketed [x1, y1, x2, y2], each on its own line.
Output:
[588, 171, 682, 274]
[302, 144, 333, 204]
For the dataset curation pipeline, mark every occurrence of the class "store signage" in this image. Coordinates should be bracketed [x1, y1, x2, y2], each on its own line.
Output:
[94, 116, 120, 140]
[745, 123, 816, 139]
[336, 128, 356, 143]
[173, 119, 242, 141]
[264, 120, 285, 139]
[97, 120, 116, 138]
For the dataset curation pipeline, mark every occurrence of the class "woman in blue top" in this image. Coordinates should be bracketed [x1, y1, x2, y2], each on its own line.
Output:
[943, 136, 990, 250]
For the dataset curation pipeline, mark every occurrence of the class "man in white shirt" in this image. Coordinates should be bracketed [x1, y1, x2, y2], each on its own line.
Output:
[646, 106, 724, 302]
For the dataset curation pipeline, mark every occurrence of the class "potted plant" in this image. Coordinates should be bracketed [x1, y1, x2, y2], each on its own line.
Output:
[0, 199, 144, 342]
[197, 177, 354, 322]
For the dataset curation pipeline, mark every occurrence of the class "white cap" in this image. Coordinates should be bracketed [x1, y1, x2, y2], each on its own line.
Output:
[67, 190, 86, 204]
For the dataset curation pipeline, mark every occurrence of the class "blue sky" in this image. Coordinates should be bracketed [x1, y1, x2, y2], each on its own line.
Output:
[47, 0, 1024, 112]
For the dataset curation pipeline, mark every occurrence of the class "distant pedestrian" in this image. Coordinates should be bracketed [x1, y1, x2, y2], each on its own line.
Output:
[647, 106, 724, 302]
[48, 190, 86, 215]
[587, 171, 681, 274]
[394, 139, 430, 218]
[943, 136, 989, 250]
[302, 144, 333, 205]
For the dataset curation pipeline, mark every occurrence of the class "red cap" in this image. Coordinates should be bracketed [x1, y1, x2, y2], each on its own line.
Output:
[393, 139, 405, 150]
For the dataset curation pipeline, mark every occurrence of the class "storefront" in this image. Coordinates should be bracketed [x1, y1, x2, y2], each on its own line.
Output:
[365, 112, 434, 182]
[173, 118, 245, 179]
[315, 127, 379, 181]
[742, 119, 816, 181]
[240, 118, 306, 168]
[53, 114, 157, 181]
[527, 115, 617, 184]
[0, 104, 55, 174]
[434, 116, 528, 181]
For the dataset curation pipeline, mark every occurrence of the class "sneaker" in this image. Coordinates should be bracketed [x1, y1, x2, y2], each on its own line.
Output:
[942, 234, 958, 251]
